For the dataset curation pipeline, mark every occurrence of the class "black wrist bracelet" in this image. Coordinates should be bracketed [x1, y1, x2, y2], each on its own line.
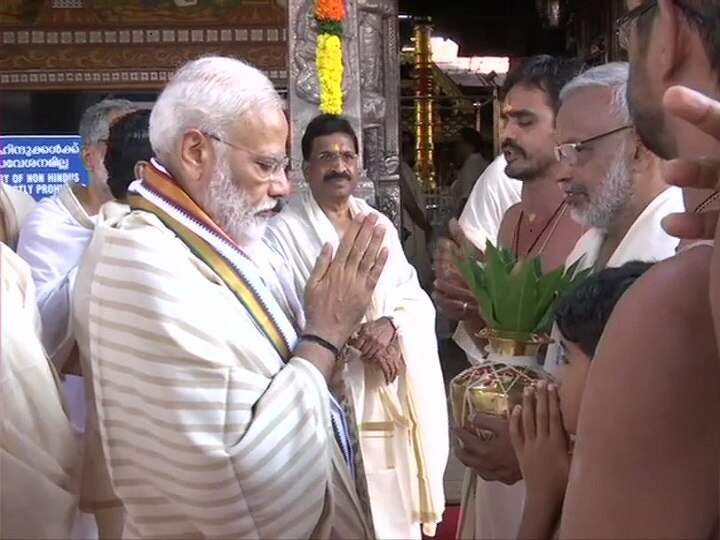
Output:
[301, 334, 341, 357]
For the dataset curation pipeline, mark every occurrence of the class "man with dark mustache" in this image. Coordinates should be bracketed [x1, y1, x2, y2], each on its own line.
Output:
[265, 114, 448, 540]
[433, 55, 587, 540]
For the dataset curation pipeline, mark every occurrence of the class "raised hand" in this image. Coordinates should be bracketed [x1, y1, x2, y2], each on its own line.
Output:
[509, 382, 570, 507]
[432, 219, 482, 321]
[304, 213, 389, 349]
[660, 86, 720, 240]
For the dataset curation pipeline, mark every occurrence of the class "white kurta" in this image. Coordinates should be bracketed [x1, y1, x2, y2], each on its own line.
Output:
[265, 191, 449, 540]
[16, 183, 98, 540]
[76, 202, 371, 539]
[1, 243, 78, 539]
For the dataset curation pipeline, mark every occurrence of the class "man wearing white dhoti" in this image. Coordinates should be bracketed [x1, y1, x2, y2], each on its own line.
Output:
[16, 98, 133, 540]
[1, 243, 78, 539]
[265, 114, 448, 540]
[0, 182, 35, 250]
[74, 56, 383, 539]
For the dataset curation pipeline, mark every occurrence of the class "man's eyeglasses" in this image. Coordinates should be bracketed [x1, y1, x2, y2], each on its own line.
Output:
[616, 0, 657, 50]
[312, 150, 359, 166]
[554, 125, 633, 165]
[206, 133, 289, 181]
[616, 0, 710, 50]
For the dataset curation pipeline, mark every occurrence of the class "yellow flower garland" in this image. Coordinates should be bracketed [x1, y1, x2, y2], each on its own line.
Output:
[317, 33, 343, 115]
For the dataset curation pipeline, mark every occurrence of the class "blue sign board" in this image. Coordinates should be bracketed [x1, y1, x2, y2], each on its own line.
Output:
[0, 135, 88, 201]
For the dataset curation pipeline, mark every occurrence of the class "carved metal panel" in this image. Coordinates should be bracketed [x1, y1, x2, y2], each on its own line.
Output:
[357, 0, 400, 229]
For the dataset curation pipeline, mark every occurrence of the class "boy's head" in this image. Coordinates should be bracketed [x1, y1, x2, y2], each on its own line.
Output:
[553, 261, 653, 433]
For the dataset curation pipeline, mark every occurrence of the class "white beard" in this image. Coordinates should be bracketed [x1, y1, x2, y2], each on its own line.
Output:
[204, 158, 273, 246]
[573, 142, 635, 230]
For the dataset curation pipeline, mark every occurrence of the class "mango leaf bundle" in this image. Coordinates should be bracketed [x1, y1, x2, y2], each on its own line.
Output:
[455, 240, 591, 336]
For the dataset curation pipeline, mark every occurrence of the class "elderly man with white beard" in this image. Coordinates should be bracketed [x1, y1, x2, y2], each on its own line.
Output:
[543, 62, 684, 375]
[72, 56, 386, 539]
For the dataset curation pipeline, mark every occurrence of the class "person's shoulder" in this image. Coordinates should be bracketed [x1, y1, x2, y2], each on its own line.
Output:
[629, 246, 711, 321]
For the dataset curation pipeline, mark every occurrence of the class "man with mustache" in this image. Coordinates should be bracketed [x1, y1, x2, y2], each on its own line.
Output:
[73, 58, 387, 539]
[557, 1, 720, 538]
[434, 55, 585, 540]
[265, 114, 448, 540]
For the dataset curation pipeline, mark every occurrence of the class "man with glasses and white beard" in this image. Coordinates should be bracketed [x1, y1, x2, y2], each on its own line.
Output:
[558, 2, 720, 537]
[543, 62, 685, 376]
[73, 56, 387, 539]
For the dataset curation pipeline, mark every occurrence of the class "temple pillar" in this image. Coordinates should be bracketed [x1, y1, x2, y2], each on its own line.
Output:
[286, 0, 401, 230]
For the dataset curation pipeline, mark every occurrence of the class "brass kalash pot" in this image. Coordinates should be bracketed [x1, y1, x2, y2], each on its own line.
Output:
[449, 329, 554, 440]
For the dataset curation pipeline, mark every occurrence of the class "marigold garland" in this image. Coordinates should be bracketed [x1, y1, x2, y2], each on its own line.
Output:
[315, 0, 345, 115]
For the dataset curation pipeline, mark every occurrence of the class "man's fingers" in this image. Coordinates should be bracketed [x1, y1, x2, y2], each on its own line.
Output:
[662, 211, 718, 240]
[664, 158, 720, 191]
[521, 386, 536, 440]
[449, 219, 485, 262]
[334, 215, 365, 264]
[366, 247, 389, 290]
[547, 384, 564, 439]
[309, 243, 333, 285]
[508, 405, 523, 452]
[664, 86, 720, 140]
[471, 412, 507, 434]
[345, 213, 379, 268]
[535, 382, 549, 438]
[434, 278, 475, 302]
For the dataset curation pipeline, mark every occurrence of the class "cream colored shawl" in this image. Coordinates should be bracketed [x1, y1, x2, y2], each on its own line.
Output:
[1, 243, 78, 539]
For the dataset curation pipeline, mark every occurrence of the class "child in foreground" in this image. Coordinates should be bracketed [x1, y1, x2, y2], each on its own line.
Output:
[509, 261, 653, 539]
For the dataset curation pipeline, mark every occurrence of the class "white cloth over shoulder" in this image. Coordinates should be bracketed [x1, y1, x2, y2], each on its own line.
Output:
[457, 155, 522, 251]
[1, 243, 78, 539]
[16, 183, 98, 540]
[454, 155, 523, 365]
[0, 182, 35, 250]
[78, 203, 370, 539]
[17, 184, 94, 368]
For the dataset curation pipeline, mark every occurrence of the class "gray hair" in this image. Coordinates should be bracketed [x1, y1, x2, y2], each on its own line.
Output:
[78, 99, 134, 146]
[559, 62, 631, 125]
[149, 56, 286, 165]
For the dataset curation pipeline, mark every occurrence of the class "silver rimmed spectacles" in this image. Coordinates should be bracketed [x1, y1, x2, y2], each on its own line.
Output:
[554, 125, 633, 165]
[205, 133, 289, 181]
[312, 150, 359, 166]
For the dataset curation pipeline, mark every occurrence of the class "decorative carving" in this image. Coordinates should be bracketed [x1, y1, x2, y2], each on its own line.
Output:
[0, 44, 287, 70]
[355, 0, 400, 225]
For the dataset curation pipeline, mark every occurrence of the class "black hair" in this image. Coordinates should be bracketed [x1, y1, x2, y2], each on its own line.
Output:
[457, 127, 483, 153]
[500, 55, 586, 114]
[638, 0, 720, 75]
[301, 114, 359, 161]
[104, 109, 153, 200]
[554, 261, 654, 358]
